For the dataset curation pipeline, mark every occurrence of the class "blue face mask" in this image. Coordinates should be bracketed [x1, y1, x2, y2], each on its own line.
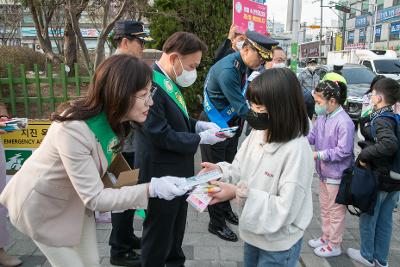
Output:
[315, 104, 327, 116]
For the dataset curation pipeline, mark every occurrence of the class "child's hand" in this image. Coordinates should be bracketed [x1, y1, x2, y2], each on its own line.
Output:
[359, 161, 367, 167]
[313, 152, 318, 160]
[208, 181, 236, 205]
[198, 162, 221, 176]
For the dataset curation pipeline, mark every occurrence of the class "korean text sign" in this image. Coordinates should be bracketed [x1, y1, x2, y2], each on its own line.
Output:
[233, 0, 267, 34]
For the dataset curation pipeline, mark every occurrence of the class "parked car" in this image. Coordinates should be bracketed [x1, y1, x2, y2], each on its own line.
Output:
[317, 64, 376, 122]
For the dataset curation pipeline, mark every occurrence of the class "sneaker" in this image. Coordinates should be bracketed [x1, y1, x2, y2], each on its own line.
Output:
[375, 259, 388, 267]
[314, 244, 341, 257]
[347, 248, 375, 267]
[308, 237, 328, 248]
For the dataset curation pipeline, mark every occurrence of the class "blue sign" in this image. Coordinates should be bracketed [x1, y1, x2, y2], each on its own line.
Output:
[377, 5, 400, 23]
[356, 15, 369, 28]
[359, 28, 366, 40]
[391, 21, 400, 33]
[375, 25, 382, 37]
[348, 31, 355, 41]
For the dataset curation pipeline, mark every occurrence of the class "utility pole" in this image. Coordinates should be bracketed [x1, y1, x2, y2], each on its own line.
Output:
[319, 0, 323, 63]
[342, 12, 346, 50]
[303, 22, 307, 43]
[371, 3, 377, 49]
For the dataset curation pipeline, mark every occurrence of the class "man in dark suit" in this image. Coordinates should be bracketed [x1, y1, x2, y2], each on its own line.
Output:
[134, 32, 225, 267]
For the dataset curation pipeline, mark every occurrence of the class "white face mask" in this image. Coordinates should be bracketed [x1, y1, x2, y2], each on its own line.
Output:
[173, 57, 197, 87]
[236, 41, 244, 51]
[272, 62, 286, 68]
[308, 66, 316, 72]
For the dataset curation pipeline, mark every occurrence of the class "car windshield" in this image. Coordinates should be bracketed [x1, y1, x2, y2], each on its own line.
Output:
[341, 68, 375, 84]
[374, 60, 400, 74]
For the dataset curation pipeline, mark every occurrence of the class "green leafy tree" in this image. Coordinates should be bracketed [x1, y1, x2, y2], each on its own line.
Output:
[148, 0, 232, 116]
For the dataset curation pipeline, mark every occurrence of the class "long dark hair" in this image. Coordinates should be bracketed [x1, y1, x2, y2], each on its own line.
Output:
[52, 54, 152, 143]
[246, 68, 309, 143]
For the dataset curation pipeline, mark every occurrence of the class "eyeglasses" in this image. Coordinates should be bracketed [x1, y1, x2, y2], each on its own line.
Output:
[136, 86, 157, 106]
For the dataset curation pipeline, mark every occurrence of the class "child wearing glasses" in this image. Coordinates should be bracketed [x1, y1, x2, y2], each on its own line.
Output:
[307, 80, 355, 257]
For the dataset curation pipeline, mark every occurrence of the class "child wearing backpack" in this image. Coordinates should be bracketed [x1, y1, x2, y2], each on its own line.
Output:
[307, 80, 355, 258]
[347, 78, 400, 267]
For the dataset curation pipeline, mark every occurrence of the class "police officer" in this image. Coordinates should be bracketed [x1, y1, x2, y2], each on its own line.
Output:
[214, 24, 246, 63]
[298, 58, 320, 119]
[200, 30, 278, 241]
[109, 20, 153, 267]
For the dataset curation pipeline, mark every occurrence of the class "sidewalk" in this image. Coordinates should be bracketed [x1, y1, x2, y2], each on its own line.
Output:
[3, 151, 400, 267]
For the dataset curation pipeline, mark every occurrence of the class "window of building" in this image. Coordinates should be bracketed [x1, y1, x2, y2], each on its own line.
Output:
[348, 31, 354, 44]
[375, 25, 382, 42]
[361, 1, 369, 14]
[359, 28, 366, 43]
[376, 0, 384, 10]
[393, 0, 400, 6]
[390, 22, 400, 40]
[349, 4, 356, 19]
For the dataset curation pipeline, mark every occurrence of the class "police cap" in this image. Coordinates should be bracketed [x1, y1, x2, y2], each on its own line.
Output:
[307, 58, 317, 64]
[113, 20, 153, 43]
[245, 30, 279, 61]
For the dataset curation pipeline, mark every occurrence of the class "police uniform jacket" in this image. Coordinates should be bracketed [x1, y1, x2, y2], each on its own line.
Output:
[205, 52, 249, 122]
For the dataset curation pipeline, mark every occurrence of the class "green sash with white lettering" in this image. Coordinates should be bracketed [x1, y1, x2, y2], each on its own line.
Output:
[153, 70, 189, 119]
[86, 112, 119, 166]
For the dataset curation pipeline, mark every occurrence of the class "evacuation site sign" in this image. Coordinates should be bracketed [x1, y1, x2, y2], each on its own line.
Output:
[233, 0, 267, 34]
[2, 120, 51, 176]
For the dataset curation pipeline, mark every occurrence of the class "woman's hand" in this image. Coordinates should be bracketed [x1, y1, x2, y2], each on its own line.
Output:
[208, 181, 237, 205]
[148, 176, 188, 200]
[198, 162, 221, 176]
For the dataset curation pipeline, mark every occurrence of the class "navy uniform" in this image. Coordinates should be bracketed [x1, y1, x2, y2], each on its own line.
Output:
[109, 20, 153, 267]
[200, 31, 278, 241]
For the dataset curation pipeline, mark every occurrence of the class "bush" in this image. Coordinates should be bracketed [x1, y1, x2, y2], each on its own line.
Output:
[148, 0, 233, 117]
[0, 46, 46, 76]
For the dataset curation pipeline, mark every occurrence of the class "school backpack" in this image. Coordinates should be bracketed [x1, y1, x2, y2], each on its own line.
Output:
[335, 165, 378, 216]
[371, 112, 400, 181]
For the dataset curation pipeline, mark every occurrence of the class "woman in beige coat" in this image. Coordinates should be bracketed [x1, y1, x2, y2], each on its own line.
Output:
[0, 55, 188, 267]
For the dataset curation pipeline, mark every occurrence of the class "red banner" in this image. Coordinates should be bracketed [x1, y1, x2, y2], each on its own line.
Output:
[233, 0, 267, 34]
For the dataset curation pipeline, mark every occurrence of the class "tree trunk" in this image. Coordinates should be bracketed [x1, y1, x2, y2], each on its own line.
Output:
[94, 38, 106, 68]
[67, 1, 91, 73]
[63, 16, 77, 77]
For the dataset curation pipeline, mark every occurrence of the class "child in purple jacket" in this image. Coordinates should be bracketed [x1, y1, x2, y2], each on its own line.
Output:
[307, 80, 355, 258]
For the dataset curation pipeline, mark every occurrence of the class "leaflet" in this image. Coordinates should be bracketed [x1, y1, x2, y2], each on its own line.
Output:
[178, 169, 222, 190]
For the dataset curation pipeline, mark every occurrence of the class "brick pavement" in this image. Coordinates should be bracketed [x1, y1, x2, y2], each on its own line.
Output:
[3, 147, 400, 267]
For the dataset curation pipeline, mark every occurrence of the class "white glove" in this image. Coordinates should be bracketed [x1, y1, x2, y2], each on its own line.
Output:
[195, 121, 220, 134]
[149, 176, 188, 200]
[199, 128, 226, 145]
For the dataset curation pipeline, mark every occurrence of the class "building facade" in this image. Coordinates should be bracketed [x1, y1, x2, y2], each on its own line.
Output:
[345, 0, 400, 51]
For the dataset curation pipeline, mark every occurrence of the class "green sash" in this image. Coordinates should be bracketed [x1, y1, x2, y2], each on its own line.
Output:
[86, 112, 119, 166]
[153, 70, 189, 119]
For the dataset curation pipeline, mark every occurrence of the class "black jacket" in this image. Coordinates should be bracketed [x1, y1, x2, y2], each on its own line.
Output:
[214, 39, 236, 63]
[358, 108, 400, 191]
[134, 64, 200, 183]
